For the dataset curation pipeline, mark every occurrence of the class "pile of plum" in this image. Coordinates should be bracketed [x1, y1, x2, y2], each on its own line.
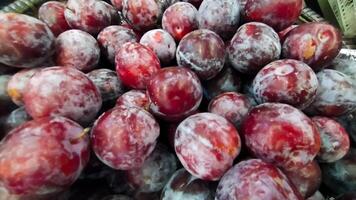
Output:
[0, 0, 356, 199]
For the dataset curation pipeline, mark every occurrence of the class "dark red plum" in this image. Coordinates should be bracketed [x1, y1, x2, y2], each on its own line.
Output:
[116, 90, 150, 110]
[38, 1, 70, 36]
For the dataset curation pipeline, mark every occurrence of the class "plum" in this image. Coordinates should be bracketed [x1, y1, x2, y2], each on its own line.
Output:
[147, 67, 202, 121]
[244, 0, 303, 31]
[55, 30, 100, 72]
[312, 117, 350, 163]
[162, 2, 198, 41]
[3, 107, 31, 133]
[38, 1, 70, 36]
[115, 42, 160, 89]
[176, 29, 225, 80]
[161, 168, 214, 200]
[197, 0, 240, 40]
[252, 59, 319, 109]
[87, 69, 124, 102]
[204, 66, 241, 100]
[283, 22, 342, 71]
[116, 90, 150, 110]
[242, 103, 321, 170]
[0, 117, 90, 198]
[140, 29, 176, 65]
[0, 13, 55, 68]
[64, 0, 114, 35]
[23, 67, 102, 125]
[227, 22, 281, 74]
[97, 25, 138, 64]
[208, 92, 252, 127]
[283, 160, 322, 198]
[125, 145, 177, 192]
[321, 149, 356, 195]
[6, 68, 41, 106]
[279, 25, 298, 42]
[331, 52, 356, 85]
[91, 106, 160, 170]
[306, 69, 356, 117]
[111, 0, 123, 10]
[215, 159, 303, 200]
[175, 113, 241, 181]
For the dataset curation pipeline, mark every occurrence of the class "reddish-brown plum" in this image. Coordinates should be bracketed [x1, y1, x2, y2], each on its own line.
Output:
[227, 22, 281, 74]
[91, 106, 160, 170]
[176, 29, 225, 80]
[244, 0, 303, 31]
[140, 29, 176, 65]
[64, 0, 114, 35]
[122, 0, 167, 31]
[0, 13, 55, 68]
[198, 0, 240, 40]
[23, 67, 102, 125]
[204, 66, 241, 100]
[0, 117, 90, 197]
[279, 25, 298, 42]
[283, 160, 322, 198]
[87, 69, 125, 102]
[55, 30, 100, 72]
[97, 25, 138, 64]
[307, 191, 325, 200]
[4, 107, 31, 133]
[242, 103, 321, 170]
[125, 145, 177, 192]
[162, 2, 198, 41]
[115, 42, 160, 89]
[175, 113, 241, 181]
[147, 67, 202, 121]
[38, 1, 70, 36]
[208, 92, 252, 127]
[252, 59, 319, 109]
[7, 68, 41, 106]
[306, 69, 356, 117]
[111, 0, 123, 10]
[321, 149, 356, 195]
[161, 168, 214, 200]
[312, 117, 350, 163]
[215, 159, 302, 200]
[116, 90, 150, 110]
[283, 22, 342, 71]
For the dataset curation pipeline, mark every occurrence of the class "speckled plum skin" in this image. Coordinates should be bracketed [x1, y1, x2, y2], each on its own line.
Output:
[116, 90, 150, 110]
[197, 0, 240, 40]
[38, 1, 70, 36]
[176, 29, 225, 80]
[244, 0, 303, 31]
[55, 30, 100, 72]
[97, 25, 138, 64]
[64, 0, 114, 35]
[87, 69, 125, 102]
[140, 29, 176, 65]
[204, 66, 241, 100]
[125, 145, 177, 192]
[0, 117, 90, 197]
[147, 67, 202, 121]
[283, 22, 342, 71]
[283, 160, 322, 198]
[321, 149, 356, 195]
[307, 191, 325, 200]
[252, 59, 319, 109]
[7, 68, 41, 106]
[111, 0, 123, 10]
[312, 117, 350, 163]
[91, 106, 160, 170]
[23, 67, 102, 125]
[162, 2, 198, 41]
[115, 42, 161, 89]
[227, 22, 281, 74]
[0, 13, 55, 68]
[242, 103, 321, 170]
[161, 168, 214, 200]
[215, 159, 303, 200]
[175, 113, 241, 181]
[208, 92, 252, 127]
[306, 69, 356, 117]
[122, 0, 168, 31]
